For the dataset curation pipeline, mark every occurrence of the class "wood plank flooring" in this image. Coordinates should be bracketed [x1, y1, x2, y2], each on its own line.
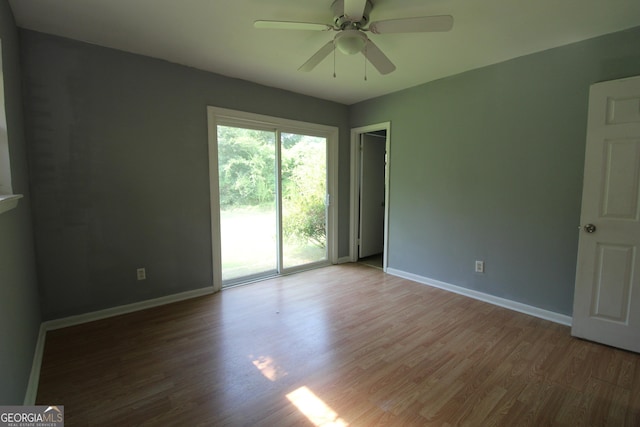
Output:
[36, 264, 640, 426]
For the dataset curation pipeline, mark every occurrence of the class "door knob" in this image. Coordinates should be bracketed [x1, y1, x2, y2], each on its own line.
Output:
[580, 224, 597, 233]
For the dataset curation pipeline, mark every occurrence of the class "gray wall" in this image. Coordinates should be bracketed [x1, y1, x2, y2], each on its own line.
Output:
[14, 12, 640, 328]
[0, 4, 40, 404]
[350, 26, 640, 315]
[20, 30, 350, 320]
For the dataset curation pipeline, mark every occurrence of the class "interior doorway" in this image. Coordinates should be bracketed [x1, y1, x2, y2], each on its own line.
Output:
[350, 123, 390, 271]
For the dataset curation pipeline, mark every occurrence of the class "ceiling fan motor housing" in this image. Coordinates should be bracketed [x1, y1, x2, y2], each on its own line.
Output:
[334, 29, 368, 55]
[332, 0, 373, 29]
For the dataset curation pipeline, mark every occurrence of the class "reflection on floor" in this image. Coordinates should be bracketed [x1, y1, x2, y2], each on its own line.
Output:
[358, 253, 383, 270]
[35, 264, 640, 425]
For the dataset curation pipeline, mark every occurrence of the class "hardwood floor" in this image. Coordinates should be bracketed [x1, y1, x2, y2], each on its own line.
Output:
[358, 254, 383, 270]
[36, 264, 640, 426]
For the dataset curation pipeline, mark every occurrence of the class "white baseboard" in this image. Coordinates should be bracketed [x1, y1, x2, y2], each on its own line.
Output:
[23, 286, 215, 404]
[337, 256, 352, 264]
[386, 268, 572, 327]
[23, 323, 47, 405]
[43, 287, 215, 331]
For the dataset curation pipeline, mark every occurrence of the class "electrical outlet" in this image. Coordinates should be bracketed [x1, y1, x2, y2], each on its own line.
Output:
[475, 260, 484, 273]
[137, 267, 146, 280]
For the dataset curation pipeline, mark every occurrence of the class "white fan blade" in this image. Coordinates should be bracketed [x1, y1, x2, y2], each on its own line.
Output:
[298, 41, 335, 72]
[369, 15, 453, 34]
[344, 0, 367, 22]
[254, 20, 333, 31]
[362, 39, 396, 75]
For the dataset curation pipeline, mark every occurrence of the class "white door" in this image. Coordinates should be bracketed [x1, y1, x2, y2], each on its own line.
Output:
[572, 75, 640, 353]
[358, 133, 386, 258]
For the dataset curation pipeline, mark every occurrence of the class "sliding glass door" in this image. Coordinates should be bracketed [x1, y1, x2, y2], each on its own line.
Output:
[281, 133, 327, 270]
[211, 109, 336, 288]
[217, 126, 278, 283]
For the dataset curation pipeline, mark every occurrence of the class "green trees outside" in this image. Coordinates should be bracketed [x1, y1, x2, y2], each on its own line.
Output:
[217, 126, 276, 207]
[281, 134, 327, 248]
[217, 126, 327, 248]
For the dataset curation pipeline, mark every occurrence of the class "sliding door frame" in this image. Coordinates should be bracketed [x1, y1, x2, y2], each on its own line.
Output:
[207, 106, 339, 291]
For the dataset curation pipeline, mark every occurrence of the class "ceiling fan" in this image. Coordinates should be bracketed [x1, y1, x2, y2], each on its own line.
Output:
[254, 0, 453, 75]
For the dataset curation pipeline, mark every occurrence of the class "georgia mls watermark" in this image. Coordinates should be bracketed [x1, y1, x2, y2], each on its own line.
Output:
[0, 406, 63, 427]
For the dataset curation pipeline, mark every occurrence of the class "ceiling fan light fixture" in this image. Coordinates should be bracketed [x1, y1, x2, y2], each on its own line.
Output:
[335, 30, 367, 55]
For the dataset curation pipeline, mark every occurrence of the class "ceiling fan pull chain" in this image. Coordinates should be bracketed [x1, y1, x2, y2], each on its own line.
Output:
[364, 44, 368, 81]
[333, 46, 337, 78]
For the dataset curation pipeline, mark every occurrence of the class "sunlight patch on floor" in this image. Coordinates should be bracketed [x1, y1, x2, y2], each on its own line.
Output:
[251, 355, 287, 381]
[286, 386, 348, 427]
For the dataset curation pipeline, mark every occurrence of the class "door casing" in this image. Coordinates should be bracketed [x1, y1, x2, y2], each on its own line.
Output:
[349, 122, 391, 270]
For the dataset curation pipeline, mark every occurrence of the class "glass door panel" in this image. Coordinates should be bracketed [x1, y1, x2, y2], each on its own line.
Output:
[217, 125, 277, 284]
[281, 133, 328, 269]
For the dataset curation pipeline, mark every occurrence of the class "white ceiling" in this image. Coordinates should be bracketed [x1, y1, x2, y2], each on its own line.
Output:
[9, 0, 640, 105]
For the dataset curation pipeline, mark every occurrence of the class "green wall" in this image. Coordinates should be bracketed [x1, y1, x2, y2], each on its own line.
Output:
[20, 30, 350, 320]
[350, 26, 640, 315]
[0, 3, 40, 404]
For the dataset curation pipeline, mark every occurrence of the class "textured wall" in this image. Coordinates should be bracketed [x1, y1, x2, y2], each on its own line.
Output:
[350, 26, 640, 315]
